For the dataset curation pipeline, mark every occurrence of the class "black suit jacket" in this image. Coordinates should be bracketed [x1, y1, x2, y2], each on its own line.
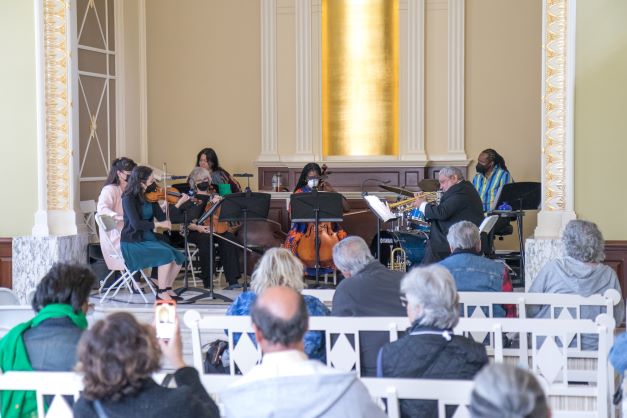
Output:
[423, 180, 484, 261]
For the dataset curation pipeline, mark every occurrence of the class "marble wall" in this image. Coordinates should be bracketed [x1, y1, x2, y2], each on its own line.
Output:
[12, 234, 88, 303]
[525, 238, 564, 291]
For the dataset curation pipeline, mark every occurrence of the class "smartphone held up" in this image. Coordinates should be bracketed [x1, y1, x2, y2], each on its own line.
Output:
[155, 299, 177, 340]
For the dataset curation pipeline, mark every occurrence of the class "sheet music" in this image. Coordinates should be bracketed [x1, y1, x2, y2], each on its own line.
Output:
[364, 195, 399, 222]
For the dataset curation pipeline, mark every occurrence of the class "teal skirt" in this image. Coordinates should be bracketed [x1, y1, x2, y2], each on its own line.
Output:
[120, 232, 185, 272]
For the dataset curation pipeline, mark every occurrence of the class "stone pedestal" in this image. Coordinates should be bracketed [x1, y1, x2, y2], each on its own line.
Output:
[12, 234, 88, 303]
[525, 238, 564, 291]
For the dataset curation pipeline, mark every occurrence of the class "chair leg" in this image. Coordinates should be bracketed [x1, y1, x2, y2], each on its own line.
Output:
[98, 270, 115, 295]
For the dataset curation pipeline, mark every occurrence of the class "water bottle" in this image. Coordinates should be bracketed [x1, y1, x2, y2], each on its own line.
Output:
[272, 173, 280, 192]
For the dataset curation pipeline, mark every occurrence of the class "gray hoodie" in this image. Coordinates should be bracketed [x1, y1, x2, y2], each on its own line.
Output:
[528, 256, 624, 349]
[220, 372, 387, 418]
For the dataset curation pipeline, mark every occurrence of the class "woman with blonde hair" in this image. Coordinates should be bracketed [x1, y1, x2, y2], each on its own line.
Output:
[226, 248, 329, 361]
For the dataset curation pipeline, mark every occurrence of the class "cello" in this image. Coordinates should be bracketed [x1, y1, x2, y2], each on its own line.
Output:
[295, 164, 345, 269]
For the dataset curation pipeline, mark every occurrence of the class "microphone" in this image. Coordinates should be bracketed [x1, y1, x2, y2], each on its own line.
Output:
[361, 178, 391, 196]
[233, 173, 253, 178]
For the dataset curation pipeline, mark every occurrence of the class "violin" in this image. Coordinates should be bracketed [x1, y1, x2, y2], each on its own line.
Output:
[296, 164, 343, 269]
[145, 185, 188, 204]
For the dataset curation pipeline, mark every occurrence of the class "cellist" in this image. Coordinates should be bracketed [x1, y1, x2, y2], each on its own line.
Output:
[186, 167, 243, 290]
[283, 163, 350, 277]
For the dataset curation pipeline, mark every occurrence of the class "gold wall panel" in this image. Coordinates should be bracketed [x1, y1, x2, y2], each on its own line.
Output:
[322, 0, 399, 157]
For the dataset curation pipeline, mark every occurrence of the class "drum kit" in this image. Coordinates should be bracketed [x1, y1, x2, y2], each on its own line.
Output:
[371, 183, 441, 272]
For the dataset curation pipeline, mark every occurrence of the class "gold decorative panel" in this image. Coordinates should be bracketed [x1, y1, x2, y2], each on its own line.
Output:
[322, 0, 399, 157]
[43, 0, 72, 210]
[542, 0, 568, 211]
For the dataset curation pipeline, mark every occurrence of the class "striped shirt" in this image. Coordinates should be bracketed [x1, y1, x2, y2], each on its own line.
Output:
[472, 166, 511, 212]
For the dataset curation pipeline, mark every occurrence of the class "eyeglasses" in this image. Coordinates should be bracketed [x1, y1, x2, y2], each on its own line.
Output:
[400, 296, 408, 308]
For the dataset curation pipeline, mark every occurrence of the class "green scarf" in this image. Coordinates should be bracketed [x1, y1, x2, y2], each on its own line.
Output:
[0, 304, 87, 418]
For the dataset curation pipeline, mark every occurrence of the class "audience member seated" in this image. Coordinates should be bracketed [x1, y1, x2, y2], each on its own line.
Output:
[227, 248, 330, 361]
[377, 265, 488, 418]
[73, 312, 219, 418]
[221, 286, 386, 418]
[439, 221, 515, 317]
[528, 219, 625, 349]
[0, 263, 94, 418]
[469, 364, 550, 418]
[331, 236, 405, 376]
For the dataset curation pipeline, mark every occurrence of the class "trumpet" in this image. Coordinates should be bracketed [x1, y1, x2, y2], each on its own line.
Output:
[387, 192, 440, 211]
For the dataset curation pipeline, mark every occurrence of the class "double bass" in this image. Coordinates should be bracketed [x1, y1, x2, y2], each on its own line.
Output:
[295, 164, 345, 269]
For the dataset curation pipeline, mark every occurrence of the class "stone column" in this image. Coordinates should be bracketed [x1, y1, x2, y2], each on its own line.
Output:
[525, 0, 577, 289]
[13, 0, 87, 302]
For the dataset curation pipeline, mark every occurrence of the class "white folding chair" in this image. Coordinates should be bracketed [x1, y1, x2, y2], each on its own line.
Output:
[80, 200, 99, 243]
[0, 287, 20, 305]
[95, 214, 156, 303]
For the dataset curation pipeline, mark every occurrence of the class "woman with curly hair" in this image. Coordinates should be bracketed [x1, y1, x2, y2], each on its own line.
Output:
[72, 312, 219, 418]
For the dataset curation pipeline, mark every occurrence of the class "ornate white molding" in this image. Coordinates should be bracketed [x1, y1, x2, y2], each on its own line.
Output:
[401, 0, 427, 162]
[33, 0, 80, 236]
[258, 0, 280, 162]
[534, 0, 577, 238]
[447, 0, 466, 160]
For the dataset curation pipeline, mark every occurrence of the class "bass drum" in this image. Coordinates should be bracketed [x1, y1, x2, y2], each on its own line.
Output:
[371, 230, 428, 270]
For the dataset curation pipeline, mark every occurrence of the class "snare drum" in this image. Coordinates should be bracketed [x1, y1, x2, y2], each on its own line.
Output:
[371, 230, 428, 269]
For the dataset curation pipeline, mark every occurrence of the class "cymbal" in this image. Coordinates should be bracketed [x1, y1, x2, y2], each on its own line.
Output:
[418, 179, 440, 192]
[379, 185, 415, 197]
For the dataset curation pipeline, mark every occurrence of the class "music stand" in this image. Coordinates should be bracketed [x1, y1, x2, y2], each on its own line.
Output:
[174, 201, 233, 304]
[219, 191, 271, 291]
[490, 182, 541, 286]
[290, 191, 343, 287]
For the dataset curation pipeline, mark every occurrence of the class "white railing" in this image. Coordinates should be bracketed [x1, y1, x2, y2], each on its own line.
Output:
[183, 311, 615, 417]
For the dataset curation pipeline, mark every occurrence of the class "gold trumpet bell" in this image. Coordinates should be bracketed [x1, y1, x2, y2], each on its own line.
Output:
[388, 247, 407, 272]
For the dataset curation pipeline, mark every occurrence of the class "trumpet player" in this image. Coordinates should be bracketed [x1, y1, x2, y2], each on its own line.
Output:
[412, 167, 484, 264]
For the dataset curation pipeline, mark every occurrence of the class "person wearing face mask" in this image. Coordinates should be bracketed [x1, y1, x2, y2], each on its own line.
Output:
[120, 166, 189, 301]
[471, 149, 512, 213]
[185, 167, 242, 289]
[97, 157, 137, 272]
[282, 163, 349, 277]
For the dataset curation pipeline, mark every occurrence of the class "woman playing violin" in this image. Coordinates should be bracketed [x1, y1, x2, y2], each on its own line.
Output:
[196, 148, 241, 194]
[283, 163, 349, 276]
[186, 167, 242, 290]
[120, 166, 189, 301]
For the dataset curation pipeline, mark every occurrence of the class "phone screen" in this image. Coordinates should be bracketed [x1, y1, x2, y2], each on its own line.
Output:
[155, 300, 176, 340]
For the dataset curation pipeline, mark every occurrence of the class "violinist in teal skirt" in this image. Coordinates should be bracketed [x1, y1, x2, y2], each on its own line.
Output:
[121, 166, 188, 301]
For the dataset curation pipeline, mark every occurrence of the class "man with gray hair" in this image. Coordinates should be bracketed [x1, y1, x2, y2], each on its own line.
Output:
[412, 166, 484, 264]
[331, 236, 405, 376]
[528, 220, 624, 349]
[439, 221, 514, 317]
[377, 265, 488, 417]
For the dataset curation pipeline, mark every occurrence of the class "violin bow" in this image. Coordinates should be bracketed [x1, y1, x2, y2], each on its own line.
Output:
[162, 162, 169, 221]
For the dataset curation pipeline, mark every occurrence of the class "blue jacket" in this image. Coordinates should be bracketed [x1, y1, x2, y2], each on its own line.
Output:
[227, 291, 330, 362]
[439, 250, 507, 317]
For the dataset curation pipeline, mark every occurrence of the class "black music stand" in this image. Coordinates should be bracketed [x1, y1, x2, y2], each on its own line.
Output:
[490, 182, 541, 286]
[219, 191, 271, 291]
[175, 201, 232, 304]
[290, 191, 343, 287]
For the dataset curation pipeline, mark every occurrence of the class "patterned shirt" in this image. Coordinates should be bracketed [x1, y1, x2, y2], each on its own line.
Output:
[226, 291, 330, 362]
[472, 166, 511, 212]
